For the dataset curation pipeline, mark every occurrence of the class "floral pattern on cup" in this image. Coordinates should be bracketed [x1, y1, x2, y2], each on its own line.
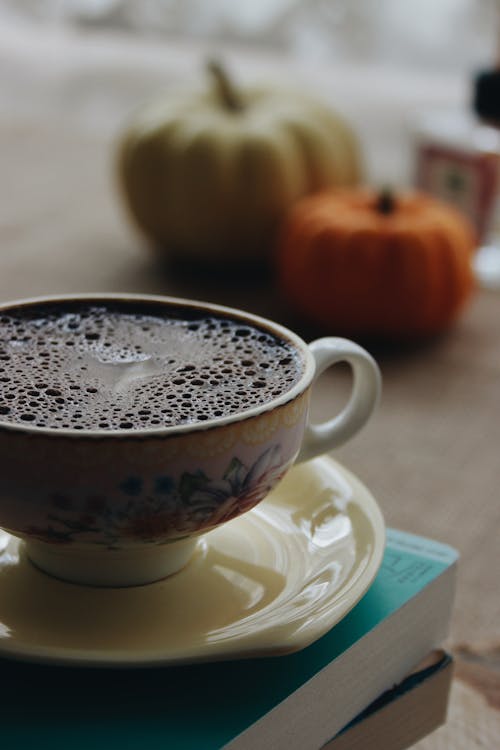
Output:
[20, 445, 287, 548]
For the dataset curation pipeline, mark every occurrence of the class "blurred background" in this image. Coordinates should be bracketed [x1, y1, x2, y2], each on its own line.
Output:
[3, 0, 498, 70]
[2, 0, 499, 297]
[2, 0, 499, 180]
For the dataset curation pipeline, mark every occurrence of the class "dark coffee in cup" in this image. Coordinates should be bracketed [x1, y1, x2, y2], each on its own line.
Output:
[0, 300, 304, 431]
[0, 293, 381, 585]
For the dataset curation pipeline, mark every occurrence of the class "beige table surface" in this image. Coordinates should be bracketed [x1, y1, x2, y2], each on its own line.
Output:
[1, 18, 499, 748]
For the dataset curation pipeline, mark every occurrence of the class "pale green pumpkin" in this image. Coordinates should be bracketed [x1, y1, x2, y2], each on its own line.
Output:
[117, 62, 362, 261]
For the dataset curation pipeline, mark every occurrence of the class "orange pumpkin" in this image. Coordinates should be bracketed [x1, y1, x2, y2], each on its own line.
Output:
[276, 188, 476, 338]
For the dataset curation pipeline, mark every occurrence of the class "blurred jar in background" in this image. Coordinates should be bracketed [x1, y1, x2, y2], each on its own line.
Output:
[414, 69, 500, 289]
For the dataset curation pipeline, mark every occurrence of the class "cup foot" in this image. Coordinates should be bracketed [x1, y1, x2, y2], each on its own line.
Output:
[24, 537, 199, 587]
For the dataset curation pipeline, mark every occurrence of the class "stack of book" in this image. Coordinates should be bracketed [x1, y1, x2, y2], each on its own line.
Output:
[0, 529, 457, 749]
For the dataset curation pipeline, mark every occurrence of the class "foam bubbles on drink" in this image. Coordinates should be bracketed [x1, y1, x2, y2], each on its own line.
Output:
[0, 304, 303, 430]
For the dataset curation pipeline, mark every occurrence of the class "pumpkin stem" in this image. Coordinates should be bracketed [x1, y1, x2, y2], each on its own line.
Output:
[207, 59, 244, 113]
[376, 188, 396, 215]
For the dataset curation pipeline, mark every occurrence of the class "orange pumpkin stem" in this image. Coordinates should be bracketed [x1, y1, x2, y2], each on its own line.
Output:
[376, 188, 396, 215]
[207, 59, 244, 113]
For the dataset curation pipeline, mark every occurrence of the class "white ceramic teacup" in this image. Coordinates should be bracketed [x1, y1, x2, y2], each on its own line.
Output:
[0, 294, 381, 586]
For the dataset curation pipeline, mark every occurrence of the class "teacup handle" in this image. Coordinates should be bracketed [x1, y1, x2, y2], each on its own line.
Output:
[297, 338, 381, 463]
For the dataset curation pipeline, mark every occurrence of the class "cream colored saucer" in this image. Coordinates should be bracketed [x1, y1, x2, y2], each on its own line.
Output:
[0, 456, 384, 667]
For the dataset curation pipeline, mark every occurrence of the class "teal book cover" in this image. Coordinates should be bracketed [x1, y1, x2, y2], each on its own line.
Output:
[0, 530, 457, 749]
